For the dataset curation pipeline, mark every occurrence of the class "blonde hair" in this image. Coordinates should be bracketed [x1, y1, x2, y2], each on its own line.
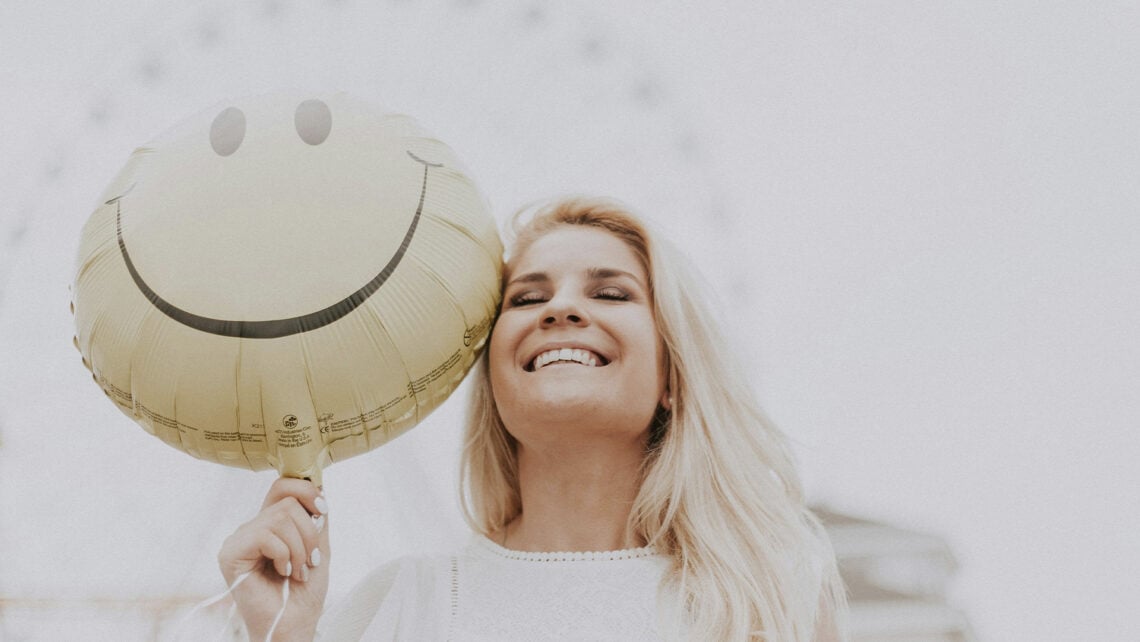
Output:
[460, 197, 847, 641]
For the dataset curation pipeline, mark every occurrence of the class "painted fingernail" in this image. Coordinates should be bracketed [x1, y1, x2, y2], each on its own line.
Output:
[314, 495, 328, 515]
[313, 514, 326, 533]
[310, 548, 322, 567]
[300, 564, 310, 582]
[283, 561, 293, 577]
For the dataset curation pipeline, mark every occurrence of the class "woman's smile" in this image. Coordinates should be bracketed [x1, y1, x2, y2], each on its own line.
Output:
[525, 344, 611, 371]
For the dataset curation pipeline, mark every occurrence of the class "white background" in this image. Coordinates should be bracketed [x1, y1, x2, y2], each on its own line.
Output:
[1, 2, 1138, 641]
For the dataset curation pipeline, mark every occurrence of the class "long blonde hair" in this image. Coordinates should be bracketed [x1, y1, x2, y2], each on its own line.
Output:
[460, 198, 847, 641]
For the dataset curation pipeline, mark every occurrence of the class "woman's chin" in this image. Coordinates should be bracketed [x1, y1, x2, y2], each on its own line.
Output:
[506, 398, 654, 445]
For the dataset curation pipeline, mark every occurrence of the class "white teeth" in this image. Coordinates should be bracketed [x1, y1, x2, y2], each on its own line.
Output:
[532, 348, 603, 370]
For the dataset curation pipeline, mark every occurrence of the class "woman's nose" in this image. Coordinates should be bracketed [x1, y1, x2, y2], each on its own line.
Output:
[540, 295, 588, 327]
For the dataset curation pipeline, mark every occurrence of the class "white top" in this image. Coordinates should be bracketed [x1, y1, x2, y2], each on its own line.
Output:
[317, 534, 675, 641]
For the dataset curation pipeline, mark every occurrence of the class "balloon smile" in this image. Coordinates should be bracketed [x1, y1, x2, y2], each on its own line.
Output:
[112, 150, 443, 339]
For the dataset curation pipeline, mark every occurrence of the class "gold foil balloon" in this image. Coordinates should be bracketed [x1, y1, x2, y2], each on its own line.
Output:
[72, 92, 502, 483]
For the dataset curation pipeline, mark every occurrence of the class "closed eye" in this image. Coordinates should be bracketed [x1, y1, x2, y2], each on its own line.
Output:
[507, 291, 548, 307]
[594, 286, 630, 301]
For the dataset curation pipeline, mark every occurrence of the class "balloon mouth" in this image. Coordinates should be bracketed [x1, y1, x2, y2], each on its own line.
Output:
[111, 150, 443, 339]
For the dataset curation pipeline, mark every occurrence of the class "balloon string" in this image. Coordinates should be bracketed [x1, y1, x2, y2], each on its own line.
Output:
[174, 570, 251, 640]
[173, 569, 289, 641]
[218, 600, 238, 640]
[264, 577, 290, 641]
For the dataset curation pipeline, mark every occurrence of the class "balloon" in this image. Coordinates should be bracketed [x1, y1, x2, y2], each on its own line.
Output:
[72, 92, 502, 483]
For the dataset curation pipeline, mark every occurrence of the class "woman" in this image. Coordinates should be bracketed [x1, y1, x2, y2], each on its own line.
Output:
[219, 198, 847, 640]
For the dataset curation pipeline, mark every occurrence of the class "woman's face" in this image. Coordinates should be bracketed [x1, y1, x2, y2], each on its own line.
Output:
[489, 225, 667, 446]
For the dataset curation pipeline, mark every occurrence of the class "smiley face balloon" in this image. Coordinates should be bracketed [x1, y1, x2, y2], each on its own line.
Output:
[72, 92, 502, 482]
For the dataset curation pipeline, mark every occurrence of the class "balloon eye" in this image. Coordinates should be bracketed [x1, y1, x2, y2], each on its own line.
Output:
[210, 107, 246, 156]
[295, 99, 332, 145]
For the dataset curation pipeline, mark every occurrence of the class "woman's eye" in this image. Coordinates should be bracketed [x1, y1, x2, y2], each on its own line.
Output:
[594, 287, 629, 301]
[508, 292, 547, 307]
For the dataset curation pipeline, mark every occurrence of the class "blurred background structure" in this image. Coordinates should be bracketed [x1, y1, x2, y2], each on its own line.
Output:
[821, 508, 974, 641]
[2, 1, 1138, 640]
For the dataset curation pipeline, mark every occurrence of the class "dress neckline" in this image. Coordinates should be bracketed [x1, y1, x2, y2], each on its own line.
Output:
[471, 532, 662, 562]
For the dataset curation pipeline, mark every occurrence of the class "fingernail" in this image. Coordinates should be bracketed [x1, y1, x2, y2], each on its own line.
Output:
[313, 514, 326, 533]
[314, 495, 328, 515]
[300, 564, 310, 582]
[283, 561, 292, 578]
[310, 548, 322, 567]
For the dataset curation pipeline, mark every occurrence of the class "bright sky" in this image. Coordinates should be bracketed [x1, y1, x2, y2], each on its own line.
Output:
[2, 2, 1138, 641]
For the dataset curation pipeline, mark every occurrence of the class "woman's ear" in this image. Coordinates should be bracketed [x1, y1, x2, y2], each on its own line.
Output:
[660, 390, 673, 412]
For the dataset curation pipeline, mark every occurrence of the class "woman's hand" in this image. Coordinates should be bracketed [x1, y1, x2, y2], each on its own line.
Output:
[218, 477, 330, 641]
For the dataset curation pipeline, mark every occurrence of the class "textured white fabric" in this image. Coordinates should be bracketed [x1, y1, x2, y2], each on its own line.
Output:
[317, 534, 674, 641]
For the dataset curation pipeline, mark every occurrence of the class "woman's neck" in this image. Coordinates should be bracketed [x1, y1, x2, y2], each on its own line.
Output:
[503, 439, 647, 553]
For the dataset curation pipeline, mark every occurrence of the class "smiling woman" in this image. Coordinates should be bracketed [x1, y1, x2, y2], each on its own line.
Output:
[220, 197, 848, 640]
[490, 225, 667, 456]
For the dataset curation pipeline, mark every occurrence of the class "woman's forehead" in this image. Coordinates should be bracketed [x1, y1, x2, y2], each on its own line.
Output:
[506, 226, 646, 279]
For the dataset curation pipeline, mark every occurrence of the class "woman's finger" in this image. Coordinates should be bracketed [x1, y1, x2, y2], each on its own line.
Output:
[278, 497, 323, 581]
[218, 524, 291, 580]
[258, 532, 293, 579]
[259, 499, 316, 582]
[219, 497, 322, 582]
[261, 477, 327, 519]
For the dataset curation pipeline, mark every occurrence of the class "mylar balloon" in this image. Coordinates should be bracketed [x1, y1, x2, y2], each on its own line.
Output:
[72, 92, 502, 482]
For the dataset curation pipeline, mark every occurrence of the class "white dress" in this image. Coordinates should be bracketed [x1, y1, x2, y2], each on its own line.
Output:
[317, 534, 675, 641]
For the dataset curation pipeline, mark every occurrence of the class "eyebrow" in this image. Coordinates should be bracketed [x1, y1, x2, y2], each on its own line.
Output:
[504, 271, 550, 288]
[505, 267, 645, 289]
[587, 267, 644, 285]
